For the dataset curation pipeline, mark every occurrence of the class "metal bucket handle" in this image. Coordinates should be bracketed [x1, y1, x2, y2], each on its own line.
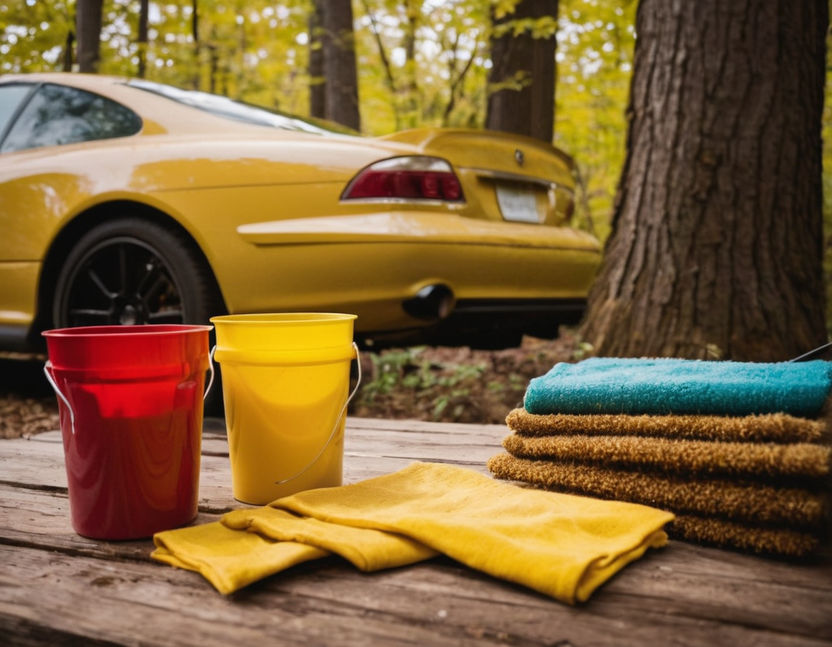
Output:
[43, 357, 216, 436]
[272, 341, 361, 486]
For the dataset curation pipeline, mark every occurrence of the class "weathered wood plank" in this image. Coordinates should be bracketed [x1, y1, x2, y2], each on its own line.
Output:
[1, 468, 830, 643]
[1, 543, 828, 647]
[0, 420, 503, 495]
[344, 416, 508, 435]
[0, 483, 221, 560]
[2, 419, 831, 646]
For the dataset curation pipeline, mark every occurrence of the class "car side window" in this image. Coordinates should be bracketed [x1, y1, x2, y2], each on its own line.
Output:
[0, 83, 142, 153]
[0, 84, 34, 138]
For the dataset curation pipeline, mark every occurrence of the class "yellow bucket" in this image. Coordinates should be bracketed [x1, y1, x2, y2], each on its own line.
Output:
[210, 313, 358, 504]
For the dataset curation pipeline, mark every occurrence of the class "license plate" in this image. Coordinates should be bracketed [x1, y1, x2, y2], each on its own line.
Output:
[495, 183, 540, 223]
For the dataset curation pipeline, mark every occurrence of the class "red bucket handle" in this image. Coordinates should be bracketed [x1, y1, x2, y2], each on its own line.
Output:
[44, 358, 216, 436]
[44, 362, 75, 435]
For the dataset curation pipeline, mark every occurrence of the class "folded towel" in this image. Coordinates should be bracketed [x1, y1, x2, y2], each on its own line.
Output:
[487, 453, 828, 527]
[501, 433, 831, 480]
[152, 463, 673, 603]
[523, 358, 832, 416]
[505, 408, 825, 443]
[487, 455, 823, 556]
[222, 507, 438, 570]
[670, 514, 821, 556]
[153, 521, 328, 594]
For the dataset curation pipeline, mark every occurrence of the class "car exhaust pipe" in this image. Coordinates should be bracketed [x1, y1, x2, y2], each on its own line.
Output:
[403, 284, 455, 321]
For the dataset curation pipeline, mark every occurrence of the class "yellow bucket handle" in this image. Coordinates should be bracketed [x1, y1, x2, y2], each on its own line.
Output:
[274, 341, 361, 486]
[207, 341, 360, 486]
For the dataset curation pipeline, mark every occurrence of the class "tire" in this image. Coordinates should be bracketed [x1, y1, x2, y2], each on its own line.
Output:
[52, 217, 226, 414]
[53, 217, 220, 328]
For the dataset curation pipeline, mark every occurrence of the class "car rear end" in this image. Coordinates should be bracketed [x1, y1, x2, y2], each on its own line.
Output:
[231, 129, 600, 348]
[348, 128, 601, 346]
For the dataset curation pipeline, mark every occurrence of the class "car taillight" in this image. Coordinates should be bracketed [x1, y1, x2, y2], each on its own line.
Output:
[342, 156, 464, 202]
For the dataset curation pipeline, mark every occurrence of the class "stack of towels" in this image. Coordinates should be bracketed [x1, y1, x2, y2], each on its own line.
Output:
[488, 358, 832, 556]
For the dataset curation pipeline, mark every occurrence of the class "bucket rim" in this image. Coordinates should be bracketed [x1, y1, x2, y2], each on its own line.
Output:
[42, 324, 213, 338]
[210, 312, 357, 325]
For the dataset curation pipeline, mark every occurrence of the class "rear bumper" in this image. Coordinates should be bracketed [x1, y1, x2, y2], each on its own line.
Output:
[454, 295, 584, 322]
[364, 298, 587, 348]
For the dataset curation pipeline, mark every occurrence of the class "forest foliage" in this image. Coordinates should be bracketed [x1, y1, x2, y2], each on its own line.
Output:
[1, 0, 831, 323]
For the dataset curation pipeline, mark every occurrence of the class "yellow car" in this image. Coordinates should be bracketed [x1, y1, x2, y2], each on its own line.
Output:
[0, 73, 600, 350]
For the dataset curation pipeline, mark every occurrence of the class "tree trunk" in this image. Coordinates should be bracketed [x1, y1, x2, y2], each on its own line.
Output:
[581, 0, 828, 361]
[191, 0, 200, 89]
[309, 1, 326, 119]
[318, 0, 361, 130]
[401, 0, 419, 128]
[486, 0, 558, 142]
[62, 30, 74, 72]
[76, 0, 103, 73]
[208, 42, 218, 94]
[137, 0, 149, 78]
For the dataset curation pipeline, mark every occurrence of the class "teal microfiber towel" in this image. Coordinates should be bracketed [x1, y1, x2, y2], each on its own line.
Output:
[523, 358, 832, 417]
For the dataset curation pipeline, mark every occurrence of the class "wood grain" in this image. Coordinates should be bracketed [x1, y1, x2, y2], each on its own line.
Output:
[1, 417, 830, 646]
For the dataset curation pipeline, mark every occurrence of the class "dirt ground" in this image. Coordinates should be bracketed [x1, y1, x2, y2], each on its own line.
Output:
[0, 330, 584, 439]
[351, 330, 585, 423]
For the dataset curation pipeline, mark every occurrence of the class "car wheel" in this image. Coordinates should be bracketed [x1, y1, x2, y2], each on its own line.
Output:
[52, 217, 225, 414]
[53, 217, 220, 329]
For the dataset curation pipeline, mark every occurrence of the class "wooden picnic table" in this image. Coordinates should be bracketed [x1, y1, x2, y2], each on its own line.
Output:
[1, 416, 830, 646]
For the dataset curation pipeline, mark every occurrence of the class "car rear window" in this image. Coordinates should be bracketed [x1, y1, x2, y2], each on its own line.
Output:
[126, 79, 346, 135]
[1, 83, 142, 153]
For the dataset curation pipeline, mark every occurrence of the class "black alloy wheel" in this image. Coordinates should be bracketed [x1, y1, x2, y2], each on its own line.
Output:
[56, 237, 184, 327]
[53, 217, 219, 329]
[52, 217, 226, 414]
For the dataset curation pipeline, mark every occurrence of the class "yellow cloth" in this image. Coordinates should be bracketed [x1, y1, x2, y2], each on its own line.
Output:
[153, 521, 327, 595]
[152, 463, 673, 603]
[223, 507, 438, 570]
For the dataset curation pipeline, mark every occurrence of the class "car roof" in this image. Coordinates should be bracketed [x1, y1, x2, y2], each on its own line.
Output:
[0, 73, 331, 138]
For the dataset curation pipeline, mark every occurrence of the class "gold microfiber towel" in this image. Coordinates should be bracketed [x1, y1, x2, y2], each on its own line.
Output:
[222, 507, 438, 571]
[263, 462, 673, 604]
[152, 511, 435, 594]
[152, 521, 328, 595]
[502, 433, 831, 480]
[670, 515, 820, 557]
[487, 453, 828, 527]
[152, 463, 673, 603]
[506, 408, 825, 443]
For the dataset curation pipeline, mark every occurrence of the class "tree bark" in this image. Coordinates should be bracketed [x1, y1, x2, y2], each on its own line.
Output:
[137, 0, 149, 78]
[581, 0, 828, 361]
[62, 30, 74, 72]
[318, 0, 361, 130]
[401, 0, 419, 128]
[191, 0, 200, 89]
[76, 0, 103, 73]
[486, 0, 558, 142]
[309, 1, 326, 119]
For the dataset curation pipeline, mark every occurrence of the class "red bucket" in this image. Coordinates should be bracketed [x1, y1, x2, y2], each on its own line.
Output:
[42, 324, 212, 540]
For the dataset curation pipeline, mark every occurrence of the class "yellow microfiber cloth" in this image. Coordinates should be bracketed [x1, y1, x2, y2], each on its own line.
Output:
[153, 521, 328, 595]
[222, 507, 439, 571]
[152, 462, 673, 603]
[152, 511, 435, 595]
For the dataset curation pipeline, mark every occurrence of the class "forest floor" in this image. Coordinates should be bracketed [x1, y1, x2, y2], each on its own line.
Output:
[0, 329, 586, 439]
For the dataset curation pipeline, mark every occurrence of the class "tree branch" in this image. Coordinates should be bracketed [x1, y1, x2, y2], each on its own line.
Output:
[359, 0, 398, 97]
